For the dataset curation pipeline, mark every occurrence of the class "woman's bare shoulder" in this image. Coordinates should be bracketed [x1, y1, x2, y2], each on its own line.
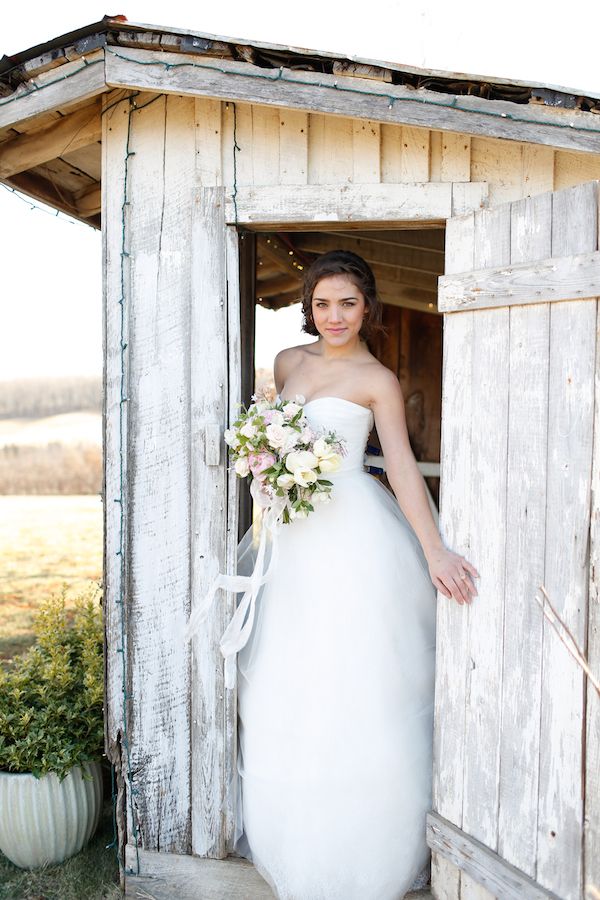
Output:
[365, 358, 404, 405]
[274, 343, 316, 387]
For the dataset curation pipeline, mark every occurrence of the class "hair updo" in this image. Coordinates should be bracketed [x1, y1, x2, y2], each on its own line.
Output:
[300, 250, 384, 342]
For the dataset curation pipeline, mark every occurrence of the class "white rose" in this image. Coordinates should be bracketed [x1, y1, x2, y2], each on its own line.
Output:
[283, 427, 301, 451]
[265, 423, 287, 449]
[293, 467, 318, 487]
[300, 426, 314, 443]
[318, 454, 341, 473]
[240, 422, 257, 439]
[282, 402, 302, 420]
[294, 507, 309, 519]
[313, 490, 332, 504]
[312, 437, 331, 458]
[224, 428, 240, 448]
[276, 473, 296, 489]
[266, 410, 284, 426]
[234, 457, 250, 477]
[285, 449, 318, 472]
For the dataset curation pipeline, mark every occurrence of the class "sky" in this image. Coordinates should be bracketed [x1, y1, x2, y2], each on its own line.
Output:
[1, 0, 598, 379]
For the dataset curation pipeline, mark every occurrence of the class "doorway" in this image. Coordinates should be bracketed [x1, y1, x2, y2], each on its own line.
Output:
[237, 226, 444, 534]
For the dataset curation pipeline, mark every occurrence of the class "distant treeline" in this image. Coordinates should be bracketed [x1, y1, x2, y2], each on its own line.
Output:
[0, 443, 102, 494]
[0, 376, 102, 418]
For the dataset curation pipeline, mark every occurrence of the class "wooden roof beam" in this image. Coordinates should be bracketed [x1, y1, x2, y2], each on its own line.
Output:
[0, 99, 101, 179]
[294, 232, 444, 275]
[74, 183, 101, 217]
[327, 228, 445, 254]
[4, 169, 96, 227]
[0, 49, 106, 130]
[105, 45, 600, 154]
[377, 283, 439, 313]
[255, 274, 302, 298]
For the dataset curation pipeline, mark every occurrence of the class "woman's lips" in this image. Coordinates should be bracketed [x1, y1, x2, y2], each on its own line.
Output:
[327, 327, 346, 333]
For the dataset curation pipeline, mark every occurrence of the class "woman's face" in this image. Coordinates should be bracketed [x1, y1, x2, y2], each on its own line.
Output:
[311, 274, 366, 345]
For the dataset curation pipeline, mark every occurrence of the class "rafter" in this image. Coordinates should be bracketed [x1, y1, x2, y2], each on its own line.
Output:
[0, 99, 101, 179]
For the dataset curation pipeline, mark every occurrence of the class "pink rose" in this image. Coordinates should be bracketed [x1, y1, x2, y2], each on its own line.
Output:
[248, 450, 276, 480]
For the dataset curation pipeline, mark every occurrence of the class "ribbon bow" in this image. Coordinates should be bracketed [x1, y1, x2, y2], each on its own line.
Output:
[184, 489, 284, 689]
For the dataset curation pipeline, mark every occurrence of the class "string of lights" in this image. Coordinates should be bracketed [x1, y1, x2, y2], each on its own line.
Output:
[1, 43, 599, 138]
[0, 182, 83, 224]
[102, 91, 142, 879]
[104, 46, 600, 137]
[0, 57, 103, 108]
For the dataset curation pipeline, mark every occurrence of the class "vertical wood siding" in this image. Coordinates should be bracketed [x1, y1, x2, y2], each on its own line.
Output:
[460, 205, 511, 900]
[103, 89, 600, 872]
[497, 193, 551, 877]
[190, 187, 232, 856]
[435, 182, 599, 900]
[432, 211, 475, 900]
[536, 183, 597, 898]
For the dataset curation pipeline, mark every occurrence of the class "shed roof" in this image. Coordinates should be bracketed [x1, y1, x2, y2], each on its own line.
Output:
[2, 14, 600, 105]
[1, 14, 599, 233]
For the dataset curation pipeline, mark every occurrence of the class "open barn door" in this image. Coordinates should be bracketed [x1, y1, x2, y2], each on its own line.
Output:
[429, 181, 600, 900]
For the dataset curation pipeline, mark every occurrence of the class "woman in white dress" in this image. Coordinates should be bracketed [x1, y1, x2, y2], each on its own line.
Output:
[231, 250, 478, 899]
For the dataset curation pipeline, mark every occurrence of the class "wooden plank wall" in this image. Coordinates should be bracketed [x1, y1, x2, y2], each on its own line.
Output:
[103, 86, 600, 865]
[202, 100, 600, 197]
[190, 95, 600, 199]
[435, 182, 599, 900]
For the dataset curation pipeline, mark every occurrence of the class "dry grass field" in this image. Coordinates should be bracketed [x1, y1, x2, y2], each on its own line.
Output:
[0, 494, 103, 660]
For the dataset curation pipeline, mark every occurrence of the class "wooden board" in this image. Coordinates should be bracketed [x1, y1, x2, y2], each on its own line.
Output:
[102, 88, 132, 869]
[427, 814, 561, 900]
[585, 290, 600, 898]
[123, 93, 195, 854]
[536, 181, 597, 898]
[439, 248, 600, 311]
[497, 193, 551, 877]
[461, 203, 510, 868]
[189, 187, 235, 856]
[430, 210, 476, 900]
[0, 50, 107, 129]
[104, 45, 600, 154]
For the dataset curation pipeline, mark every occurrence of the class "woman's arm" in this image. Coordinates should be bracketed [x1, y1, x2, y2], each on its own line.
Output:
[371, 368, 478, 605]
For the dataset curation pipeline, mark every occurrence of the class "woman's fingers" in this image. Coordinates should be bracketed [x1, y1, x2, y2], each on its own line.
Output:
[462, 558, 480, 580]
[448, 574, 470, 605]
[433, 576, 452, 599]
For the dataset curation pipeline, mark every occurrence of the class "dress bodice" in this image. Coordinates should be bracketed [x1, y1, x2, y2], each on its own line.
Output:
[301, 397, 374, 475]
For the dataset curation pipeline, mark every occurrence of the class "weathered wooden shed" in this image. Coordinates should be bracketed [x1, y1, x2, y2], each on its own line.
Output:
[2, 16, 599, 899]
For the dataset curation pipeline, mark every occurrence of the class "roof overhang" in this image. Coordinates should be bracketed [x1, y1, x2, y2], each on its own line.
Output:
[1, 16, 599, 230]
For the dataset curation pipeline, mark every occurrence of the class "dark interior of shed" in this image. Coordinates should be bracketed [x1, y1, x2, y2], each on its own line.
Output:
[237, 226, 444, 536]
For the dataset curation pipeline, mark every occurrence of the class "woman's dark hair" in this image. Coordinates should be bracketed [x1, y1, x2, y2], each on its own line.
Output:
[301, 250, 385, 342]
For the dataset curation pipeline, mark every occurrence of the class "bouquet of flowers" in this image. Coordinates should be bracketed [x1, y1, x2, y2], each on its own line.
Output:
[224, 394, 346, 524]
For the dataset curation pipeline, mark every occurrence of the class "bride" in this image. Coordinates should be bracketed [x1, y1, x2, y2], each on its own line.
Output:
[204, 249, 477, 899]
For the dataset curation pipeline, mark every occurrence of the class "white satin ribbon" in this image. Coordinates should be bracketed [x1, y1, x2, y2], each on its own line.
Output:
[184, 493, 283, 689]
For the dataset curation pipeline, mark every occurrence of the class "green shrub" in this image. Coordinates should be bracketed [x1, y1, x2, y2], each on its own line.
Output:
[0, 588, 104, 781]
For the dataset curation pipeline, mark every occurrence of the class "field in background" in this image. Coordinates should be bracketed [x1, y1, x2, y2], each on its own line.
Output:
[0, 377, 102, 495]
[0, 495, 103, 660]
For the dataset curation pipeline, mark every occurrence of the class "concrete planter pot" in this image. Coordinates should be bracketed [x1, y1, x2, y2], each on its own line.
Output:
[0, 761, 103, 869]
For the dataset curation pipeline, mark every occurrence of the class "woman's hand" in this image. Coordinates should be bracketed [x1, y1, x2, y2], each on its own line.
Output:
[425, 546, 479, 605]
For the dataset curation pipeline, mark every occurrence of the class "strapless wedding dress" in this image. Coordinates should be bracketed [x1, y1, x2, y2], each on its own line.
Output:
[232, 397, 437, 900]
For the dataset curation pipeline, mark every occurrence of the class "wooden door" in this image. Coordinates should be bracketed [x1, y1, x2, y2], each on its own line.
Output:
[429, 181, 600, 900]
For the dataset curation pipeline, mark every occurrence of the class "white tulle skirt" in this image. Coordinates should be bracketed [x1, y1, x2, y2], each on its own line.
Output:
[233, 469, 437, 900]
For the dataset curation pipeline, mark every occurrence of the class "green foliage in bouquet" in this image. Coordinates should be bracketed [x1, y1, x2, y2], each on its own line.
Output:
[0, 588, 104, 781]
